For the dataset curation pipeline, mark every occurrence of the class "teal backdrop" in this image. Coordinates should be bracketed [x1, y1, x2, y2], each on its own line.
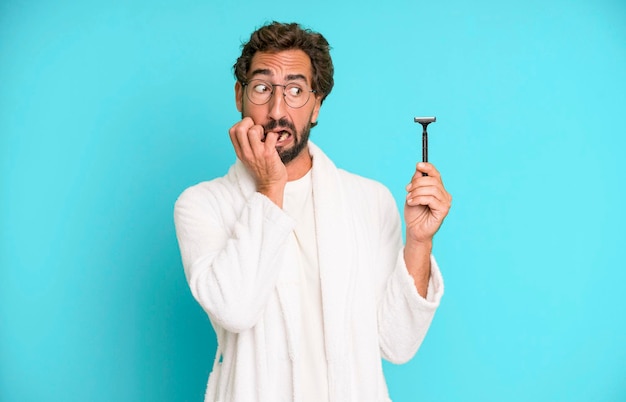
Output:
[1, 0, 625, 401]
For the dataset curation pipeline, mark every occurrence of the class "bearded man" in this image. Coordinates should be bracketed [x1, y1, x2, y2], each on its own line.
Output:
[174, 21, 452, 402]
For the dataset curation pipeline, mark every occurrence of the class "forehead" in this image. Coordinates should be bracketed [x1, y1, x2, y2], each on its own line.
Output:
[248, 49, 313, 83]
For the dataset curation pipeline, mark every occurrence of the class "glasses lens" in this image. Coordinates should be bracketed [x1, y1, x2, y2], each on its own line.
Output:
[284, 83, 309, 108]
[245, 80, 312, 108]
[246, 80, 272, 105]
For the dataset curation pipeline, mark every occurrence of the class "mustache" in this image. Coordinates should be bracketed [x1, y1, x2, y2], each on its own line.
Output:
[263, 118, 296, 133]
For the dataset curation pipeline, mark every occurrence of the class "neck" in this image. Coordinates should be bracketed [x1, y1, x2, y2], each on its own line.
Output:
[285, 144, 312, 181]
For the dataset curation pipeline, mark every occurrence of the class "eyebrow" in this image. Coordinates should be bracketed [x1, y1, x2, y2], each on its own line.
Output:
[286, 74, 307, 83]
[249, 69, 309, 84]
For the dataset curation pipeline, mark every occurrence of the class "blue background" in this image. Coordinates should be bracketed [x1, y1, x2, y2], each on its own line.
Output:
[2, 0, 625, 401]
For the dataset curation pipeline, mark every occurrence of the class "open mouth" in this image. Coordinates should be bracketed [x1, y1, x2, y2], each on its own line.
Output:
[263, 130, 292, 144]
[277, 130, 290, 142]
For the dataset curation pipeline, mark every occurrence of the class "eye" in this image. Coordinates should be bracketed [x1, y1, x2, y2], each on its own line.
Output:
[252, 82, 271, 94]
[285, 84, 304, 97]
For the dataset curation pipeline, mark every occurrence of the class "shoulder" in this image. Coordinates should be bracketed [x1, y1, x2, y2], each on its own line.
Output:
[176, 177, 229, 204]
[336, 168, 398, 215]
[174, 167, 241, 216]
[310, 142, 393, 198]
[335, 168, 401, 237]
[337, 168, 394, 198]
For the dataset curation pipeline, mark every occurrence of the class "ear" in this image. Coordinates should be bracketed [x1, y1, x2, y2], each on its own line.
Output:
[310, 95, 322, 125]
[235, 81, 244, 112]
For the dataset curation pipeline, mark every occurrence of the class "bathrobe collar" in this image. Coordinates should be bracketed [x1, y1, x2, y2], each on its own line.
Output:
[232, 141, 356, 400]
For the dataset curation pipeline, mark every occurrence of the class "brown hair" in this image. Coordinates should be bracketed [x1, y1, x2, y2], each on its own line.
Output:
[233, 22, 334, 104]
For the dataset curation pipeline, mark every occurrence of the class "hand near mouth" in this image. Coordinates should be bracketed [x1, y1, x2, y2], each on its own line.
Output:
[229, 117, 288, 207]
[269, 130, 291, 144]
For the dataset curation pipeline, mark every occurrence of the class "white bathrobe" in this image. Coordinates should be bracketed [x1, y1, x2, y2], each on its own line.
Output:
[174, 142, 444, 402]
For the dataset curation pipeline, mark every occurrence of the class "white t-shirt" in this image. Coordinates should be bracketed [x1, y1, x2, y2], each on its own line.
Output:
[283, 170, 329, 401]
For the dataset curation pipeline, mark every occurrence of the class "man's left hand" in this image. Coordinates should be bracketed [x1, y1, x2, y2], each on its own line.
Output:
[404, 162, 452, 245]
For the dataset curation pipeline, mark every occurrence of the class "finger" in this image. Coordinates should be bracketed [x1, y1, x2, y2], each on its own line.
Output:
[406, 194, 441, 208]
[414, 162, 441, 180]
[406, 185, 449, 207]
[406, 192, 451, 219]
[228, 127, 244, 161]
[406, 193, 451, 213]
[229, 117, 255, 137]
[252, 130, 280, 163]
[263, 131, 279, 152]
[247, 124, 266, 156]
[229, 118, 256, 159]
[406, 178, 452, 204]
[238, 124, 266, 161]
[405, 175, 442, 193]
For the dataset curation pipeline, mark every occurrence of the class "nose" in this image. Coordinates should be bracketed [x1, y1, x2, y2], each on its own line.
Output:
[267, 86, 288, 121]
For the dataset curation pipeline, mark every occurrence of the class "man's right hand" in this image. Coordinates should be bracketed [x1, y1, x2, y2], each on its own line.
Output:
[229, 117, 288, 207]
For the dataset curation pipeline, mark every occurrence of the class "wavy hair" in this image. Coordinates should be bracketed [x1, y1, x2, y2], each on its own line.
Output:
[234, 22, 334, 104]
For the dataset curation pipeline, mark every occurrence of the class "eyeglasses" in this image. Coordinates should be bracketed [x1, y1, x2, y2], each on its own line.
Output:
[243, 79, 316, 109]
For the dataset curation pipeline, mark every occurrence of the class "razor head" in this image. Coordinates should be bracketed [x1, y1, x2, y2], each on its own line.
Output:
[414, 116, 436, 124]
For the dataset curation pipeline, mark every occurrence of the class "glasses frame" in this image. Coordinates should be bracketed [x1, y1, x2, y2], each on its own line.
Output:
[242, 79, 317, 109]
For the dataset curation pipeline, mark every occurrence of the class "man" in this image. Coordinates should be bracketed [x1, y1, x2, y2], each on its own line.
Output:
[174, 21, 451, 402]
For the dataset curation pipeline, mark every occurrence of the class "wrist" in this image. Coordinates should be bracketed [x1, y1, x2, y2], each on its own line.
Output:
[405, 238, 433, 254]
[403, 239, 432, 298]
[257, 182, 286, 208]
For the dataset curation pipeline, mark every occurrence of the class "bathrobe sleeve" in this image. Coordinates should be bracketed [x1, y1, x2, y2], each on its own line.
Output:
[374, 185, 444, 364]
[174, 180, 295, 333]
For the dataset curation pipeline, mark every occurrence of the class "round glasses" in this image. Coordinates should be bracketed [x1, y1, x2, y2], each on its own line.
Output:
[243, 79, 316, 109]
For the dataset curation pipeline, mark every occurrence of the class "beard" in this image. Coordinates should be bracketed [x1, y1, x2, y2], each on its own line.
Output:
[263, 117, 312, 165]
